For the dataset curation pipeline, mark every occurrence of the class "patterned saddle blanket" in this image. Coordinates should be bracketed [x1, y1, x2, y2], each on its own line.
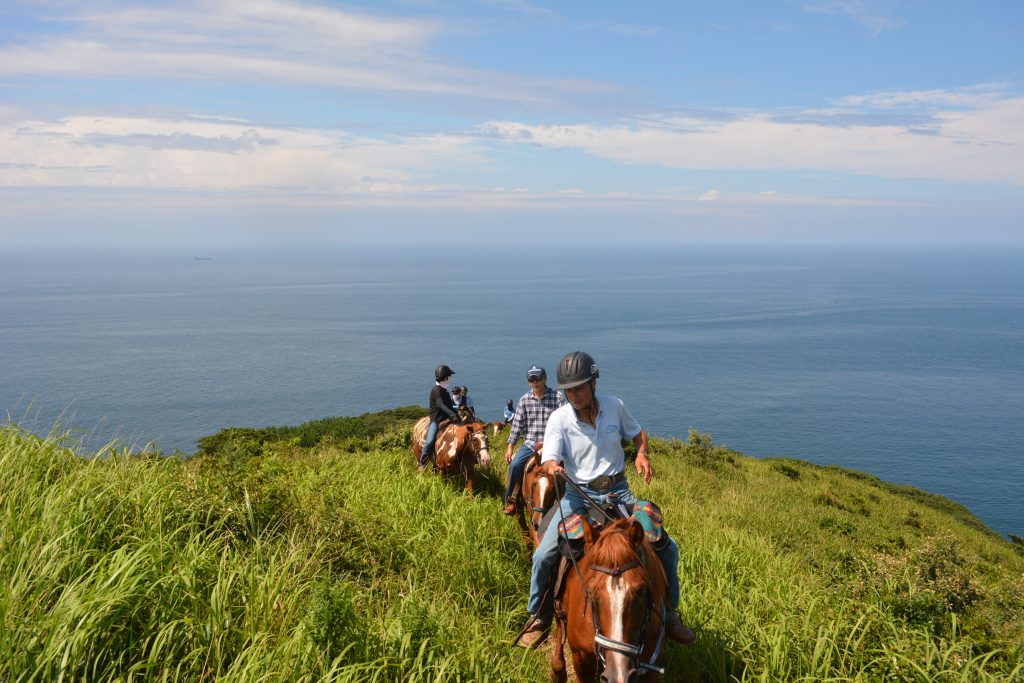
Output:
[538, 499, 665, 551]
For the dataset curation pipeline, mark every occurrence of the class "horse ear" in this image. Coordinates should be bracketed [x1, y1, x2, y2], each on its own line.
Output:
[626, 518, 645, 548]
[582, 514, 598, 545]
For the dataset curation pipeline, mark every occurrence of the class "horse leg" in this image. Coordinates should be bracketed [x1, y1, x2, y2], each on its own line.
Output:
[571, 650, 597, 683]
[463, 461, 474, 497]
[550, 618, 567, 683]
[514, 508, 532, 549]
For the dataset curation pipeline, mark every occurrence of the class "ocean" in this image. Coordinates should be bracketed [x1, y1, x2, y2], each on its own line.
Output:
[2, 244, 1021, 537]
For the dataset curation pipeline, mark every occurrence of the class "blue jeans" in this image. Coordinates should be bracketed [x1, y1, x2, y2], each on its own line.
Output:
[504, 443, 535, 503]
[527, 480, 680, 621]
[419, 421, 439, 467]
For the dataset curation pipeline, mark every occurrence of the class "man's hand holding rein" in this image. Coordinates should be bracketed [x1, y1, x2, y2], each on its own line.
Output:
[541, 458, 565, 480]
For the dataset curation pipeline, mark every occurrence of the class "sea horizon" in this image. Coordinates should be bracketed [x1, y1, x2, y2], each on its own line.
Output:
[2, 242, 1022, 537]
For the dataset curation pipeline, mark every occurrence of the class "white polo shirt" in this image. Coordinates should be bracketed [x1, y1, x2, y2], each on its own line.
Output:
[541, 393, 642, 483]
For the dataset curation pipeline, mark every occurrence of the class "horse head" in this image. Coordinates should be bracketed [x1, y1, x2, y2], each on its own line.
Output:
[462, 422, 491, 467]
[580, 516, 668, 682]
[524, 452, 558, 538]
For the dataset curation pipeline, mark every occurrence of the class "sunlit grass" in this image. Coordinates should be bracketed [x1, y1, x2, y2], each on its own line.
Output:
[1, 417, 1021, 681]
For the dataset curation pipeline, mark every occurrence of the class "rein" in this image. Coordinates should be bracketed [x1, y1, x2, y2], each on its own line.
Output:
[554, 474, 667, 677]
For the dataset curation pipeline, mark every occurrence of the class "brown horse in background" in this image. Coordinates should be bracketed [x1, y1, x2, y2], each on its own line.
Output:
[515, 452, 560, 549]
[412, 417, 491, 494]
[552, 517, 670, 683]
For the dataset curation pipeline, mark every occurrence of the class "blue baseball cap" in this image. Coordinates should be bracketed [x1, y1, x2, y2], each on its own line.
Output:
[527, 365, 546, 379]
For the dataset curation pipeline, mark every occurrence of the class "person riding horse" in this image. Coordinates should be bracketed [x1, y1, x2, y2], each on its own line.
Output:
[418, 364, 463, 473]
[503, 365, 565, 516]
[518, 351, 696, 648]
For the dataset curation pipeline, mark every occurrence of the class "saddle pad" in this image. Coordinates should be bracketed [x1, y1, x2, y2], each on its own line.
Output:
[631, 500, 664, 543]
[554, 509, 599, 540]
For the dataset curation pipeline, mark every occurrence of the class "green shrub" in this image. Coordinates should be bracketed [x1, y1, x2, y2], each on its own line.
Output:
[770, 461, 802, 480]
[685, 428, 737, 470]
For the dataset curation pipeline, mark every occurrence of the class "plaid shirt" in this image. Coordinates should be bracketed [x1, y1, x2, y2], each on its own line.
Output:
[508, 386, 566, 448]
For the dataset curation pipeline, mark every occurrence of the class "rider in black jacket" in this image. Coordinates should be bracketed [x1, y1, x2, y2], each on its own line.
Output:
[419, 364, 462, 471]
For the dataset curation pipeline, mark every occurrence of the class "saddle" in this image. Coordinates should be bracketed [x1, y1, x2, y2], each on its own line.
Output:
[541, 497, 666, 614]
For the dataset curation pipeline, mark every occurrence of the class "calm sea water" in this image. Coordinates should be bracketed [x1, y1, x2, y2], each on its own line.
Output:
[2, 244, 1021, 537]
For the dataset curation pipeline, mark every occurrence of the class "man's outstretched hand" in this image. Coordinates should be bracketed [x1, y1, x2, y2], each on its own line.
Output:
[635, 452, 654, 484]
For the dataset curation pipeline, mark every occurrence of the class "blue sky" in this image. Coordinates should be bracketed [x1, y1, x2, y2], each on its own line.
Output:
[1, 0, 1022, 246]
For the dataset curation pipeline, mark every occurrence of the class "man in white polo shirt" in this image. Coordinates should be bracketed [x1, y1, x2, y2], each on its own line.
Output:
[518, 351, 695, 648]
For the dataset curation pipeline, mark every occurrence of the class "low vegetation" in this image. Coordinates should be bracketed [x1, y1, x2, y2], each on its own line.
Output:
[1, 410, 1021, 681]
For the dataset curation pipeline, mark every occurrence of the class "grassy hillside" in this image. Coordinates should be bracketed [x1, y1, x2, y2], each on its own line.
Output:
[1, 410, 1021, 682]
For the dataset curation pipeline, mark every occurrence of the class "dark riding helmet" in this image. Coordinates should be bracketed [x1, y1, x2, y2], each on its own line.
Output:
[556, 351, 599, 389]
[435, 364, 454, 381]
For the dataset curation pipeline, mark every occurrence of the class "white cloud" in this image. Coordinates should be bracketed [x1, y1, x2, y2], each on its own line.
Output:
[0, 0, 612, 103]
[835, 84, 1010, 110]
[803, 0, 902, 35]
[0, 115, 483, 192]
[482, 89, 1024, 186]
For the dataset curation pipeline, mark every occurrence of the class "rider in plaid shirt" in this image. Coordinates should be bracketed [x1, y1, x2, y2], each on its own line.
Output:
[503, 365, 566, 515]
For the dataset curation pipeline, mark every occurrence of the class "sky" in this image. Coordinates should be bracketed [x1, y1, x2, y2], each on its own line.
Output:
[1, 0, 1022, 247]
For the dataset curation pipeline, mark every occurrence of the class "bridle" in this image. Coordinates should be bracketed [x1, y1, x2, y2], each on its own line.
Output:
[587, 539, 666, 677]
[465, 426, 490, 465]
[524, 465, 556, 534]
[556, 475, 667, 678]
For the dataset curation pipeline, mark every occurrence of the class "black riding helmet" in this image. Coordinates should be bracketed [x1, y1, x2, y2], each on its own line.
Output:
[435, 364, 454, 381]
[556, 351, 599, 389]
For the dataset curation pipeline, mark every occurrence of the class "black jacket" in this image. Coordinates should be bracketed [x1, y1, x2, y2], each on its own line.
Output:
[428, 384, 459, 424]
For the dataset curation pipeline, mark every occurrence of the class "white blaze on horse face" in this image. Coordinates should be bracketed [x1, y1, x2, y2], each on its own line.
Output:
[533, 476, 552, 526]
[536, 476, 551, 505]
[473, 432, 491, 466]
[606, 578, 631, 643]
[600, 579, 636, 682]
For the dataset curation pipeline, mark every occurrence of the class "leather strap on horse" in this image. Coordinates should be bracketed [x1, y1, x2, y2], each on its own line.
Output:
[590, 559, 641, 587]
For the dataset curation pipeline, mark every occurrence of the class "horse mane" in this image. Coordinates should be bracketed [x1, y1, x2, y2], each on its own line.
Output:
[583, 519, 653, 596]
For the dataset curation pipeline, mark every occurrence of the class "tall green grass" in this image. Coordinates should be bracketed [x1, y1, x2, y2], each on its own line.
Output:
[1, 416, 1021, 682]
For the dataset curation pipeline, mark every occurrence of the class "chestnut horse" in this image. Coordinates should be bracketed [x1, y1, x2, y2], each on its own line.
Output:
[552, 517, 669, 683]
[515, 452, 560, 549]
[412, 417, 491, 494]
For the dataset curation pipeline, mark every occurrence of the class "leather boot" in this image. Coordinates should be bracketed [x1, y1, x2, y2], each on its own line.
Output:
[666, 613, 696, 645]
[517, 616, 550, 649]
